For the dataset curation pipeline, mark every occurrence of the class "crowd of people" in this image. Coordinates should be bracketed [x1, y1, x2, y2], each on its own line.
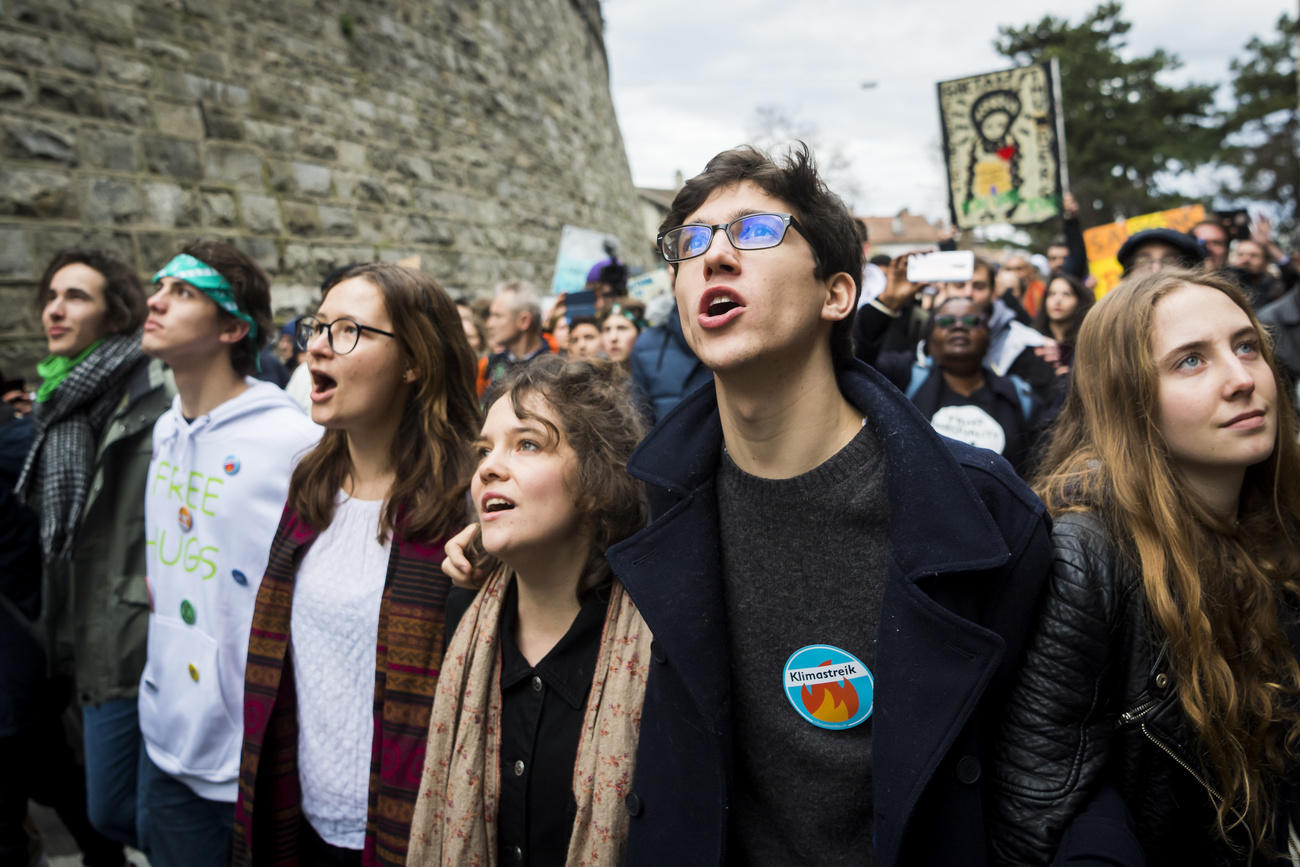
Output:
[2, 140, 1299, 867]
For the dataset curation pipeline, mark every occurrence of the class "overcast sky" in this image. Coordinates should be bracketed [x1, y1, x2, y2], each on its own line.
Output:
[603, 0, 1295, 222]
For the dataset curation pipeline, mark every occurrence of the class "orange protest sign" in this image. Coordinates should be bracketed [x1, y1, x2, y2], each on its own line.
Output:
[1084, 204, 1206, 297]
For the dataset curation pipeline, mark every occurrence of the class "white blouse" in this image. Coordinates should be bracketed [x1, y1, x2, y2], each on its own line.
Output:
[291, 493, 390, 850]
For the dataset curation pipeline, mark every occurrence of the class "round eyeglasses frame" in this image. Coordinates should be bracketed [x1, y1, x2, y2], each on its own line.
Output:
[294, 315, 396, 355]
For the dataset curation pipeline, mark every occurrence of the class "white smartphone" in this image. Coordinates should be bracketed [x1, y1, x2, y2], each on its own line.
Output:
[906, 250, 975, 283]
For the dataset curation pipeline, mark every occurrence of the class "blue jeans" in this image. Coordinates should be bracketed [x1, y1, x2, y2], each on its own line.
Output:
[81, 697, 148, 849]
[137, 750, 234, 867]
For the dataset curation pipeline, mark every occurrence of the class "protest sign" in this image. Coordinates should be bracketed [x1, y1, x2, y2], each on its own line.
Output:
[1083, 204, 1206, 297]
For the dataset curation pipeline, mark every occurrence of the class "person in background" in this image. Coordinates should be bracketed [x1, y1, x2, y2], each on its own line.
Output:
[993, 266, 1032, 325]
[15, 248, 173, 853]
[457, 297, 489, 359]
[628, 304, 712, 427]
[480, 281, 549, 400]
[136, 241, 320, 866]
[1044, 192, 1090, 282]
[1192, 219, 1231, 272]
[992, 268, 1300, 863]
[566, 316, 602, 362]
[1003, 252, 1045, 318]
[234, 263, 480, 867]
[601, 299, 645, 368]
[1117, 228, 1205, 278]
[1032, 271, 1095, 374]
[410, 356, 650, 865]
[1228, 221, 1297, 309]
[544, 298, 570, 357]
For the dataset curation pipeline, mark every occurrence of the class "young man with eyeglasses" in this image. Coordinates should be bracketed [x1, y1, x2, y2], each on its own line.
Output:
[605, 146, 1053, 865]
[136, 241, 318, 866]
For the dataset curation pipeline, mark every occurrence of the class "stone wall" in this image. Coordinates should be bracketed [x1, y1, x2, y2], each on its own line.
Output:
[0, 0, 645, 378]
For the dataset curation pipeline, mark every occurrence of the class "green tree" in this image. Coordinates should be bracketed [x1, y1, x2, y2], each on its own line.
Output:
[994, 2, 1219, 230]
[1220, 13, 1298, 235]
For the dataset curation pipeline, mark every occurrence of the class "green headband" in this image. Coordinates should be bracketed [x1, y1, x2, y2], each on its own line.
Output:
[154, 254, 259, 342]
[608, 303, 646, 331]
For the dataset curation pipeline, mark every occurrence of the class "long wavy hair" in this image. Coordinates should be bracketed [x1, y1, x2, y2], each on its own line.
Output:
[1034, 267, 1300, 849]
[289, 263, 481, 544]
[1031, 270, 1095, 348]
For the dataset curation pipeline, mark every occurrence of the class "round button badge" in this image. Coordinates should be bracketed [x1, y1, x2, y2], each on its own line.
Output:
[783, 644, 874, 731]
[180, 599, 196, 625]
[222, 454, 240, 475]
[177, 506, 193, 532]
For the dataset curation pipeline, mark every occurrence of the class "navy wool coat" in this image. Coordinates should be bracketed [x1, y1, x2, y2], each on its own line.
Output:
[606, 361, 1052, 866]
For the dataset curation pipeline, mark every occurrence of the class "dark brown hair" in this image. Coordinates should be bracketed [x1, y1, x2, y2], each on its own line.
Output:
[662, 144, 863, 368]
[177, 240, 272, 377]
[478, 355, 647, 588]
[36, 248, 146, 336]
[1031, 271, 1095, 347]
[288, 263, 481, 544]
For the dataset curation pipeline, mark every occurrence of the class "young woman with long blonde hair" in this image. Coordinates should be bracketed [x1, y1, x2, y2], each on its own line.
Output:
[992, 268, 1300, 864]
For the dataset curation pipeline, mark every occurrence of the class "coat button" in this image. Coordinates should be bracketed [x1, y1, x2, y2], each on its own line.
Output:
[1154, 672, 1169, 690]
[651, 640, 666, 664]
[531, 675, 543, 692]
[514, 760, 525, 777]
[625, 792, 643, 816]
[510, 845, 523, 861]
[956, 755, 981, 785]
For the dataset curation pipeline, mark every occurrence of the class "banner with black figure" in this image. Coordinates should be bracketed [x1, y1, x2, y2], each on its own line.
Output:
[938, 60, 1067, 229]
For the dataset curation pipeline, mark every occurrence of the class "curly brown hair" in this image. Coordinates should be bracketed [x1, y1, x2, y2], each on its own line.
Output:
[477, 355, 647, 590]
[36, 248, 146, 336]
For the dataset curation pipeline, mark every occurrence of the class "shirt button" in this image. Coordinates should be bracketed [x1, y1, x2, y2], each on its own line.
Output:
[531, 675, 543, 692]
[956, 755, 981, 785]
[514, 759, 525, 777]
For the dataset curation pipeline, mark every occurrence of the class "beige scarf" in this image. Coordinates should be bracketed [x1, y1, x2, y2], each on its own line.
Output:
[406, 567, 652, 866]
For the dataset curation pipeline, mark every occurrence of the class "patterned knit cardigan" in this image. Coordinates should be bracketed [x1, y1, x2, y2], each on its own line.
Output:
[232, 504, 450, 867]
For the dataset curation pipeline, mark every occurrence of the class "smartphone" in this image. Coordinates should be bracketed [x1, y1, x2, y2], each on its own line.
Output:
[1, 378, 24, 395]
[907, 251, 974, 284]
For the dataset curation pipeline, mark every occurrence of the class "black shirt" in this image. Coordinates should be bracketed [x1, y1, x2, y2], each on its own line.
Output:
[447, 580, 610, 866]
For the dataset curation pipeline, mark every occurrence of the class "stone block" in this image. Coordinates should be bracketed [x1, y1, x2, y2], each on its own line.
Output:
[3, 118, 76, 164]
[240, 193, 282, 234]
[0, 32, 49, 67]
[144, 136, 201, 180]
[282, 201, 320, 235]
[319, 206, 356, 238]
[133, 38, 189, 67]
[231, 236, 279, 275]
[395, 154, 433, 183]
[32, 228, 135, 274]
[56, 42, 99, 75]
[7, 0, 66, 31]
[355, 177, 388, 206]
[36, 75, 105, 118]
[85, 177, 141, 224]
[337, 140, 366, 168]
[75, 13, 133, 47]
[291, 162, 331, 197]
[182, 73, 248, 108]
[104, 89, 150, 126]
[251, 88, 302, 122]
[204, 142, 263, 187]
[349, 97, 375, 119]
[0, 167, 74, 218]
[201, 191, 236, 227]
[242, 119, 294, 153]
[103, 53, 151, 86]
[0, 228, 34, 279]
[0, 70, 30, 104]
[201, 105, 244, 141]
[136, 231, 183, 271]
[143, 181, 197, 228]
[78, 127, 137, 172]
[154, 101, 203, 140]
[298, 131, 336, 160]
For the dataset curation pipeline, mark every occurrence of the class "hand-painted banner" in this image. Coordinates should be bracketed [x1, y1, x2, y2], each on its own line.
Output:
[1083, 204, 1206, 297]
[938, 60, 1067, 229]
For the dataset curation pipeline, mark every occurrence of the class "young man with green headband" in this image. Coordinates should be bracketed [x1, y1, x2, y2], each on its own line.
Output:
[15, 248, 174, 856]
[136, 241, 318, 865]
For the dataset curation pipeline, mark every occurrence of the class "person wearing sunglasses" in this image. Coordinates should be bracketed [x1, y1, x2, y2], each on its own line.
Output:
[136, 241, 320, 866]
[872, 296, 1040, 476]
[592, 145, 1051, 865]
[233, 263, 481, 867]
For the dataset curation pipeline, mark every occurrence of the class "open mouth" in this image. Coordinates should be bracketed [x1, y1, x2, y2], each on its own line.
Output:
[699, 288, 746, 327]
[309, 370, 337, 401]
[481, 496, 515, 516]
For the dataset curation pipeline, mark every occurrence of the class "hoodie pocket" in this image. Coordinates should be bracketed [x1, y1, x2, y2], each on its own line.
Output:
[138, 616, 240, 777]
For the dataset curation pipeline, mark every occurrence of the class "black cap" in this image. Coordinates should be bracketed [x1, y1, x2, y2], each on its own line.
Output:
[1116, 228, 1205, 272]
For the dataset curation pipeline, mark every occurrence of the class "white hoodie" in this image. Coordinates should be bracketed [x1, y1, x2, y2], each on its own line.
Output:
[139, 379, 320, 802]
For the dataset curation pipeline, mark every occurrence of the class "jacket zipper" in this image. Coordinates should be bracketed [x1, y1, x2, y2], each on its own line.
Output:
[1117, 698, 1161, 726]
[1139, 722, 1223, 804]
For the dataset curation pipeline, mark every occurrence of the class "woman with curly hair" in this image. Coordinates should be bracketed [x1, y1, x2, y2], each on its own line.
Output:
[407, 356, 651, 866]
[992, 268, 1300, 864]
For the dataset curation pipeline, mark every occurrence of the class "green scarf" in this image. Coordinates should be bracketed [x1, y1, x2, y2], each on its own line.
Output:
[35, 338, 104, 403]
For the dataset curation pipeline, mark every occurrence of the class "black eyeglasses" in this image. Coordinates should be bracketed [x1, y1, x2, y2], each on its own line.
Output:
[934, 313, 988, 329]
[658, 212, 803, 263]
[295, 315, 395, 355]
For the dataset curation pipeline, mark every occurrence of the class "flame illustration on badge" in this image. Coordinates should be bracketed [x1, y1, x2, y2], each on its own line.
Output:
[799, 660, 860, 723]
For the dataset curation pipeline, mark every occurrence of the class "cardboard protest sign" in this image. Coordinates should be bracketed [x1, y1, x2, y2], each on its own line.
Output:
[551, 225, 621, 295]
[938, 60, 1067, 229]
[1083, 204, 1206, 297]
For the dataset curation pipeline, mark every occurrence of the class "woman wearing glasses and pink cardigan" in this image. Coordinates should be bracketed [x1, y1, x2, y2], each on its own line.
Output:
[232, 263, 480, 867]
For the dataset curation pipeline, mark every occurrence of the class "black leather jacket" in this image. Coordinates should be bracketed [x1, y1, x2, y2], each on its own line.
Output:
[991, 511, 1248, 866]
